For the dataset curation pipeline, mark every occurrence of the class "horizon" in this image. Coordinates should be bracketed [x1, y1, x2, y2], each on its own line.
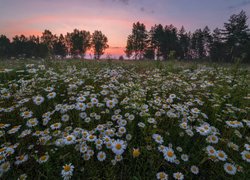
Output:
[1, 0, 250, 57]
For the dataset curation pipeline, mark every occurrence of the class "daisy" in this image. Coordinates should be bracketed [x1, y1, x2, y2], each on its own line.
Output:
[97, 151, 106, 161]
[181, 154, 189, 162]
[216, 150, 227, 161]
[50, 123, 62, 130]
[47, 92, 56, 99]
[15, 154, 29, 165]
[190, 165, 199, 174]
[33, 95, 45, 105]
[61, 163, 74, 180]
[173, 172, 184, 180]
[38, 154, 49, 164]
[26, 118, 39, 127]
[106, 99, 116, 108]
[111, 139, 127, 155]
[64, 135, 76, 145]
[244, 144, 250, 151]
[153, 134, 164, 144]
[87, 134, 97, 142]
[206, 135, 219, 144]
[241, 150, 250, 163]
[0, 161, 10, 173]
[61, 114, 70, 122]
[115, 154, 123, 162]
[156, 172, 168, 180]
[18, 174, 28, 180]
[224, 163, 236, 175]
[75, 102, 86, 111]
[21, 111, 33, 119]
[164, 147, 176, 163]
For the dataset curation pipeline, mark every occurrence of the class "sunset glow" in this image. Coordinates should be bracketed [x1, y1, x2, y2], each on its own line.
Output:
[0, 0, 250, 57]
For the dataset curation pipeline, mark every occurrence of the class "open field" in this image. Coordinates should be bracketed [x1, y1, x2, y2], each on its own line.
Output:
[0, 60, 249, 179]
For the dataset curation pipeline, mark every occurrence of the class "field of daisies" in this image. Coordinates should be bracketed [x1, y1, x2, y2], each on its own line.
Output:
[0, 60, 249, 180]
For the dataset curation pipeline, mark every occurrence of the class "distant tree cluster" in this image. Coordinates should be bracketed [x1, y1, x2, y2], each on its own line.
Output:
[125, 10, 250, 63]
[0, 29, 109, 59]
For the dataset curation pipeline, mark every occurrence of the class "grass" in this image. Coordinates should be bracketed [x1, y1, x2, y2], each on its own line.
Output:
[0, 59, 249, 179]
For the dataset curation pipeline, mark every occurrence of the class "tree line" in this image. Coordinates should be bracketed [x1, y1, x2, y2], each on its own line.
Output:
[0, 29, 109, 59]
[125, 10, 250, 63]
[0, 10, 249, 62]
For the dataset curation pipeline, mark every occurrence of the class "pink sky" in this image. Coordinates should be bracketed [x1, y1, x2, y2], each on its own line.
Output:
[0, 0, 249, 57]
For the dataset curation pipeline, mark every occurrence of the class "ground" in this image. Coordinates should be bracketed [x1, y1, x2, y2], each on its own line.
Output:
[0, 59, 249, 179]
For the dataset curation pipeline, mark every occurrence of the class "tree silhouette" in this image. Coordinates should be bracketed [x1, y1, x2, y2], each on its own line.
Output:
[66, 29, 91, 58]
[125, 22, 148, 60]
[91, 30, 109, 59]
[222, 10, 250, 62]
[0, 35, 11, 58]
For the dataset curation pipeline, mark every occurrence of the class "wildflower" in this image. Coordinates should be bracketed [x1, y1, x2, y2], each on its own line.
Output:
[15, 154, 28, 165]
[156, 172, 168, 180]
[152, 134, 164, 144]
[224, 163, 236, 175]
[0, 161, 10, 173]
[33, 95, 45, 105]
[61, 163, 74, 180]
[112, 140, 126, 155]
[97, 151, 106, 161]
[47, 92, 56, 99]
[38, 154, 49, 164]
[106, 99, 116, 108]
[216, 150, 227, 161]
[64, 135, 76, 145]
[164, 147, 176, 163]
[21, 111, 33, 119]
[190, 165, 199, 174]
[173, 172, 184, 180]
[241, 150, 250, 163]
[132, 148, 140, 158]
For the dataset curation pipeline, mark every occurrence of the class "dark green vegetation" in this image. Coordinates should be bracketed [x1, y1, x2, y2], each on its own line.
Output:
[0, 60, 249, 179]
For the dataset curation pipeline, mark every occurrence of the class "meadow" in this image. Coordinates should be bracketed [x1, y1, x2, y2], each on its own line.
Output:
[0, 59, 249, 180]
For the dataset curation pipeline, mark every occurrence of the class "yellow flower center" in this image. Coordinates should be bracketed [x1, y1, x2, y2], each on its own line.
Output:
[167, 151, 174, 157]
[67, 137, 72, 141]
[116, 144, 122, 150]
[133, 149, 140, 158]
[159, 173, 165, 179]
[245, 154, 250, 159]
[218, 153, 224, 158]
[227, 166, 233, 171]
[64, 165, 71, 172]
[40, 155, 47, 161]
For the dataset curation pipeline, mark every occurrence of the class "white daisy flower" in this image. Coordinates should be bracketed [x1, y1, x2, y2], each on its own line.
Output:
[224, 163, 236, 175]
[241, 150, 250, 163]
[61, 163, 74, 180]
[111, 139, 127, 155]
[173, 172, 184, 180]
[156, 172, 168, 180]
[97, 151, 106, 161]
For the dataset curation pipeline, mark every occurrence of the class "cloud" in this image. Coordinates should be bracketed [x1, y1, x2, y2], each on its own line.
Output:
[228, 0, 250, 9]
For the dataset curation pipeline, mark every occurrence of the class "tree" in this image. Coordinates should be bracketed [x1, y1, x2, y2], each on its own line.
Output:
[222, 10, 250, 61]
[41, 30, 55, 56]
[210, 28, 225, 62]
[125, 22, 148, 60]
[177, 26, 190, 60]
[91, 30, 109, 59]
[0, 35, 10, 59]
[53, 34, 67, 58]
[11, 35, 28, 57]
[150, 24, 164, 60]
[66, 29, 91, 58]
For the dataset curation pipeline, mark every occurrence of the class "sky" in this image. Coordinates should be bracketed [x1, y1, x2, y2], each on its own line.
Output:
[0, 0, 250, 57]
